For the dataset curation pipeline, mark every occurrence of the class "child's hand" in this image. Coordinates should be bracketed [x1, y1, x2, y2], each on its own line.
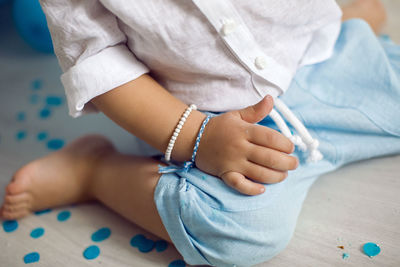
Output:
[195, 95, 298, 196]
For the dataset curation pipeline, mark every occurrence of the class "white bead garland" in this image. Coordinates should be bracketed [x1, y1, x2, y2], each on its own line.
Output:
[164, 104, 197, 161]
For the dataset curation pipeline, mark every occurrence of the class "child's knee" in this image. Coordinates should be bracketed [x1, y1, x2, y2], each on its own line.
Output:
[182, 206, 295, 267]
[208, 228, 292, 266]
[156, 174, 299, 266]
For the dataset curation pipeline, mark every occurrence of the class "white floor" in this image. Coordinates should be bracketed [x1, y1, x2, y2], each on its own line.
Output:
[0, 1, 399, 266]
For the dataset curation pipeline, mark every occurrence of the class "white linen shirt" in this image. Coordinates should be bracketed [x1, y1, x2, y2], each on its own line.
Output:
[40, 0, 342, 118]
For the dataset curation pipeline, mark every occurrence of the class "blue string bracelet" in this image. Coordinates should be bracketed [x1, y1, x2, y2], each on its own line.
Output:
[159, 115, 211, 174]
[190, 115, 211, 163]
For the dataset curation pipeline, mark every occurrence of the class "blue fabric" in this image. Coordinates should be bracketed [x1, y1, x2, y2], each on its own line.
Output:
[153, 19, 400, 267]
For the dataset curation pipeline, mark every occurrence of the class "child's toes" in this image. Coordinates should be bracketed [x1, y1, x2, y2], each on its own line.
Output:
[2, 208, 29, 220]
[6, 182, 24, 195]
[1, 209, 14, 219]
[1, 193, 32, 219]
[6, 168, 33, 195]
[6, 180, 28, 196]
[3, 202, 30, 213]
[4, 192, 31, 205]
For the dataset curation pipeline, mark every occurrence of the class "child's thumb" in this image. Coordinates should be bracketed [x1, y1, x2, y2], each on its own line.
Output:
[237, 95, 273, 124]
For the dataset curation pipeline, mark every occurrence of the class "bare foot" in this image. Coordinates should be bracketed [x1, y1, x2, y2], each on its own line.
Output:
[0, 135, 115, 220]
[341, 0, 387, 34]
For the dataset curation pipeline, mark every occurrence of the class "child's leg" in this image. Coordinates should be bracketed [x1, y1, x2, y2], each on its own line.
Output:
[0, 135, 171, 242]
[90, 144, 172, 242]
[341, 0, 387, 34]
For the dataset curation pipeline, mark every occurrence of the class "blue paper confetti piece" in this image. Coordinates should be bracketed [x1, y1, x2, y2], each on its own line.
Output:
[23, 252, 40, 264]
[3, 220, 18, 233]
[34, 208, 52, 215]
[29, 94, 40, 104]
[16, 112, 26, 122]
[130, 234, 155, 253]
[130, 234, 146, 247]
[16, 130, 27, 141]
[155, 240, 168, 252]
[83, 245, 100, 260]
[139, 238, 155, 253]
[31, 79, 43, 90]
[46, 96, 63, 106]
[37, 131, 48, 141]
[57, 210, 71, 222]
[169, 259, 185, 267]
[363, 242, 381, 257]
[47, 139, 65, 150]
[342, 253, 349, 259]
[91, 227, 111, 242]
[30, 227, 45, 239]
[39, 108, 51, 119]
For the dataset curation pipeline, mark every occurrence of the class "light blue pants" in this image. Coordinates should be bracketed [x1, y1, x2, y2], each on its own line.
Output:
[154, 19, 400, 267]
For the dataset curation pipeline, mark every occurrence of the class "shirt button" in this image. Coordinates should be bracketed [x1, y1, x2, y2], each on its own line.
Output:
[221, 18, 237, 36]
[255, 56, 267, 70]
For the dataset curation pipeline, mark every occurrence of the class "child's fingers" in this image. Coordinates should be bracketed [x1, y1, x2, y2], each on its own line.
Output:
[221, 171, 265, 196]
[248, 125, 294, 154]
[243, 162, 288, 184]
[236, 95, 274, 124]
[247, 144, 298, 171]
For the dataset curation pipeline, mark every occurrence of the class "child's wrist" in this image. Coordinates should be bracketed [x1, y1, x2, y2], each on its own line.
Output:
[171, 110, 207, 162]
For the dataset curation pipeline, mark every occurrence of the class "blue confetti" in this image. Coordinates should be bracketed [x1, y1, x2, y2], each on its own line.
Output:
[46, 96, 63, 106]
[91, 227, 111, 242]
[31, 79, 42, 90]
[16, 112, 26, 121]
[363, 242, 381, 257]
[29, 94, 40, 104]
[130, 234, 155, 253]
[30, 227, 45, 239]
[57, 210, 71, 222]
[3, 220, 18, 233]
[23, 252, 40, 264]
[169, 259, 185, 267]
[47, 139, 65, 150]
[155, 240, 168, 252]
[34, 208, 52, 215]
[342, 253, 349, 259]
[37, 131, 48, 141]
[139, 238, 155, 253]
[39, 108, 51, 119]
[130, 234, 146, 247]
[83, 245, 100, 260]
[16, 130, 27, 141]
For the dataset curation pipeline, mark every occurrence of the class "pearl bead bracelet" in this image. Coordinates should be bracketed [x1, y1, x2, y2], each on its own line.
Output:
[164, 104, 197, 162]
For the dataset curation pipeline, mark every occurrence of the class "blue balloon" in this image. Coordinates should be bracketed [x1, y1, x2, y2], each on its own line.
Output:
[13, 0, 53, 53]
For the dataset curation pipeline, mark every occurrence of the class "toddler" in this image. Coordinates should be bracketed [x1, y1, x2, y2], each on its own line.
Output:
[1, 0, 399, 266]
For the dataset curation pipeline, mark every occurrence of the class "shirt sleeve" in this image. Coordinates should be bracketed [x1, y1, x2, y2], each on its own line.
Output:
[40, 0, 149, 117]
